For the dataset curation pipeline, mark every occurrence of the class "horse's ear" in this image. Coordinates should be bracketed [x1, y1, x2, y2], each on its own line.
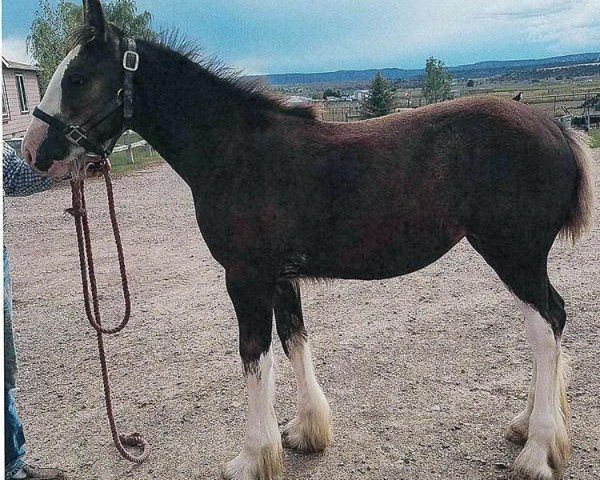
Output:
[82, 0, 107, 40]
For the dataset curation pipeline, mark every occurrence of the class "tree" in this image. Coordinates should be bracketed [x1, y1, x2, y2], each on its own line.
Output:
[422, 57, 453, 104]
[103, 0, 153, 38]
[27, 0, 154, 92]
[323, 88, 341, 99]
[361, 72, 394, 118]
[27, 0, 81, 92]
[466, 79, 475, 88]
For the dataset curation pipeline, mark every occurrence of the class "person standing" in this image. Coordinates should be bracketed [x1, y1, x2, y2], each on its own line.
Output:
[3, 141, 65, 480]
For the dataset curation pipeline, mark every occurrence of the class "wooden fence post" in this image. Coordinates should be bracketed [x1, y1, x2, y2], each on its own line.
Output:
[126, 130, 135, 164]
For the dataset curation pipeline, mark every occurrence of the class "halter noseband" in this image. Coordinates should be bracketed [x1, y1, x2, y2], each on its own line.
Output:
[33, 37, 139, 158]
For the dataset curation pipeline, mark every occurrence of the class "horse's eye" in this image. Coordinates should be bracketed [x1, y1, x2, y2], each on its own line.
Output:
[67, 74, 87, 86]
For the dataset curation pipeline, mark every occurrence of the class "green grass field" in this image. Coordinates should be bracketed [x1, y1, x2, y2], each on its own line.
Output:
[107, 130, 164, 173]
[589, 129, 600, 148]
[109, 145, 163, 173]
[115, 130, 144, 146]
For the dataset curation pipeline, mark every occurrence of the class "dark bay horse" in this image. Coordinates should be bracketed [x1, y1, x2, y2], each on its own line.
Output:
[23, 1, 594, 479]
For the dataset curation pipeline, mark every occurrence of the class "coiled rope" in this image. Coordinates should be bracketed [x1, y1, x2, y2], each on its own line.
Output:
[67, 161, 149, 463]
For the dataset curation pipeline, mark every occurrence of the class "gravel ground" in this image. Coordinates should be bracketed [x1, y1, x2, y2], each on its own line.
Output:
[5, 151, 599, 480]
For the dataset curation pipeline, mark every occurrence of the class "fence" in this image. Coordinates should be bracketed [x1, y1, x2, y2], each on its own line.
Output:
[318, 91, 600, 123]
[111, 130, 152, 164]
[522, 92, 600, 115]
[112, 139, 147, 153]
[316, 101, 362, 122]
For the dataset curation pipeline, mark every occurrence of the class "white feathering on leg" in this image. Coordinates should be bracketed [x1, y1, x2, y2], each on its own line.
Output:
[282, 338, 332, 452]
[512, 300, 570, 480]
[223, 349, 283, 480]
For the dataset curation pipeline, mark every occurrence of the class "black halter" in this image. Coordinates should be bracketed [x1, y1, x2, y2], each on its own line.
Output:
[33, 37, 139, 158]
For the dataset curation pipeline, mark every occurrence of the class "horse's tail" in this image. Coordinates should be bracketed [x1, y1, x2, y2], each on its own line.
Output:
[557, 123, 594, 243]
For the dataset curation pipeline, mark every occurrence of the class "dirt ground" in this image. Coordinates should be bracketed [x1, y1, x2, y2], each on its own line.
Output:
[5, 151, 599, 480]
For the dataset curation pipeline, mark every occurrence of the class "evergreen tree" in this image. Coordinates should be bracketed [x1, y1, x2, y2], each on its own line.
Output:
[27, 0, 155, 92]
[361, 72, 394, 118]
[422, 57, 453, 104]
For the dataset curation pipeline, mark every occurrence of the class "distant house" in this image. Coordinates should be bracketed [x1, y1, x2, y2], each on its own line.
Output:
[354, 90, 370, 102]
[2, 57, 41, 140]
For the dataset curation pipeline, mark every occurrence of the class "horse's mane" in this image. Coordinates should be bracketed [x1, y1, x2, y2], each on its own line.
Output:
[73, 25, 316, 120]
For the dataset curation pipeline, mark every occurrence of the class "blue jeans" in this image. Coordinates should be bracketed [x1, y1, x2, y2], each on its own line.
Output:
[5, 390, 26, 478]
[4, 248, 26, 478]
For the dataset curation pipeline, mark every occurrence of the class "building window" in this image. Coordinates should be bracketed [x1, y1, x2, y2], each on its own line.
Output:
[15, 73, 29, 113]
[2, 79, 9, 121]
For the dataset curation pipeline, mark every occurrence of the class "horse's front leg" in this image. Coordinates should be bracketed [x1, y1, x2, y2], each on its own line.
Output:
[222, 271, 283, 480]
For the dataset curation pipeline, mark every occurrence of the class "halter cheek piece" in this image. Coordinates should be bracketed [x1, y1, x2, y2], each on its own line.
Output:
[33, 37, 139, 158]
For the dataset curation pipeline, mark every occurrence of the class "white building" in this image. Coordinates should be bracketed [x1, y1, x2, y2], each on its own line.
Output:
[354, 90, 370, 101]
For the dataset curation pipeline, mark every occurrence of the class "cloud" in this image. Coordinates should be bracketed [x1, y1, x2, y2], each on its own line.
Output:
[5, 1, 596, 74]
[2, 37, 34, 64]
[481, 0, 600, 52]
[169, 0, 599, 73]
[484, 0, 571, 18]
[104, 1, 600, 73]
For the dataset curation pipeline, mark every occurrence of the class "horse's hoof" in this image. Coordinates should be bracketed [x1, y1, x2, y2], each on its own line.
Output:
[281, 409, 332, 453]
[512, 434, 569, 480]
[221, 444, 283, 480]
[512, 453, 554, 480]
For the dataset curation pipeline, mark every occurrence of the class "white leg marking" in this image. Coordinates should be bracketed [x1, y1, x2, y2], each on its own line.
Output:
[282, 339, 332, 452]
[513, 301, 570, 480]
[223, 349, 282, 480]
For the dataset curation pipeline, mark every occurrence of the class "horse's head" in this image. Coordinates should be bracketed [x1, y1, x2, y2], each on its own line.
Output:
[23, 0, 130, 177]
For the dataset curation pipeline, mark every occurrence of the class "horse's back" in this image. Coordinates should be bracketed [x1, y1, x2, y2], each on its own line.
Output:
[315, 95, 577, 231]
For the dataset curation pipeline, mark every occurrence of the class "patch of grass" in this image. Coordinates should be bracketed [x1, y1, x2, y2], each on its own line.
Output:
[109, 146, 163, 173]
[587, 128, 600, 148]
[115, 130, 144, 146]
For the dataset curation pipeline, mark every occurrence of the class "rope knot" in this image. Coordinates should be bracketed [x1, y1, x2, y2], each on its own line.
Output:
[65, 207, 86, 218]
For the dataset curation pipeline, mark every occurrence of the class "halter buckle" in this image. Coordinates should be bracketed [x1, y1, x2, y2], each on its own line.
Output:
[123, 51, 139, 72]
[65, 125, 87, 146]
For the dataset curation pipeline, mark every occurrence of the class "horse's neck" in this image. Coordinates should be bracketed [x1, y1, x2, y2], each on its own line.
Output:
[130, 42, 253, 183]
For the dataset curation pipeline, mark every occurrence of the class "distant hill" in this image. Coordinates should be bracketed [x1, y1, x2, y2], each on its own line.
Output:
[250, 53, 600, 85]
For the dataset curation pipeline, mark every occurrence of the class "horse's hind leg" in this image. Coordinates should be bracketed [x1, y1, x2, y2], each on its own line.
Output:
[273, 278, 332, 452]
[505, 280, 568, 447]
[513, 293, 570, 480]
[467, 235, 570, 480]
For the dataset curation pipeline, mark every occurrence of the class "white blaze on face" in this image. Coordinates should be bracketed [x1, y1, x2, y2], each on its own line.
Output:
[22, 45, 82, 172]
[39, 45, 82, 115]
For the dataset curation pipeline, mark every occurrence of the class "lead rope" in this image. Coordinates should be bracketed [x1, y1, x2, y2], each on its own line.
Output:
[68, 163, 150, 463]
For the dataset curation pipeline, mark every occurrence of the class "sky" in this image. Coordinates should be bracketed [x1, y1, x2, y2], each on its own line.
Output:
[2, 0, 599, 75]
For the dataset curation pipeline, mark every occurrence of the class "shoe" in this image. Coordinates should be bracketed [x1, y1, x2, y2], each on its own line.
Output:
[10, 464, 65, 480]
